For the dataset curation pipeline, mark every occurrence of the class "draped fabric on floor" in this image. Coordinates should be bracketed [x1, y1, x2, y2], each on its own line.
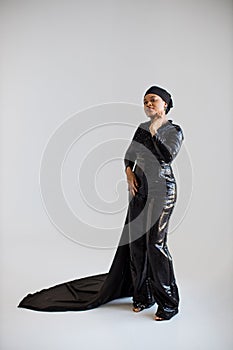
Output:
[18, 209, 134, 312]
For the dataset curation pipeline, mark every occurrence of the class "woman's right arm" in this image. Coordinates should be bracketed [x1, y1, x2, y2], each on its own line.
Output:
[124, 124, 142, 171]
[124, 141, 136, 172]
[124, 125, 141, 196]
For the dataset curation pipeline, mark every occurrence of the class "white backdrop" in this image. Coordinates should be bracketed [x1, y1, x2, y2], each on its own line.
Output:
[1, 1, 233, 349]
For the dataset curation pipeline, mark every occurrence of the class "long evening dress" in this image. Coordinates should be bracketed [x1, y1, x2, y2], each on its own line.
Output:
[18, 119, 184, 320]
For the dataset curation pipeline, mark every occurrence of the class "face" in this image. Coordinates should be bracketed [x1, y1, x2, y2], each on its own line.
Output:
[143, 93, 167, 119]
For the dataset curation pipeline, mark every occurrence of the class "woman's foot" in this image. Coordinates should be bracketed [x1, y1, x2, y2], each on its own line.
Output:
[154, 315, 165, 321]
[132, 302, 146, 312]
[132, 301, 155, 312]
[133, 306, 143, 312]
[154, 307, 178, 321]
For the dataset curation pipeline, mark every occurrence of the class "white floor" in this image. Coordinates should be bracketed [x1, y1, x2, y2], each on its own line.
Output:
[1, 220, 233, 350]
[1, 281, 232, 350]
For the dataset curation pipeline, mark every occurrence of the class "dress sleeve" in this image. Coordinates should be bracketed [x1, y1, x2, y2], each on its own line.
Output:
[152, 124, 184, 163]
[124, 124, 141, 171]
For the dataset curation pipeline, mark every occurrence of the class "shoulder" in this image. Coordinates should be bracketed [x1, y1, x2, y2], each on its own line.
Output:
[138, 121, 150, 131]
[166, 120, 184, 140]
[132, 121, 150, 141]
[140, 121, 150, 127]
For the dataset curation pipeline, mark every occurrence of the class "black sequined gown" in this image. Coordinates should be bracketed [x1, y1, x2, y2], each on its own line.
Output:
[18, 119, 184, 320]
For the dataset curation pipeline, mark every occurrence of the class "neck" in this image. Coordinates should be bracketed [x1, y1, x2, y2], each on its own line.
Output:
[150, 116, 168, 124]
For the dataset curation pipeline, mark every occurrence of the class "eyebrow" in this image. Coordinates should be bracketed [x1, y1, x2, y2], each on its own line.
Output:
[143, 96, 157, 101]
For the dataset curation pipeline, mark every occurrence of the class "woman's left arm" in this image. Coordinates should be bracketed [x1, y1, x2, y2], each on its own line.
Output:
[152, 125, 184, 163]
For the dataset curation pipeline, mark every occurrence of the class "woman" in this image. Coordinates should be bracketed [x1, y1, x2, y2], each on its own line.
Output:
[18, 85, 184, 322]
[125, 85, 184, 320]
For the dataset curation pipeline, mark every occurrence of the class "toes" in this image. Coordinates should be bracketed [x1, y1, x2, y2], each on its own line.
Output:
[133, 307, 142, 312]
[154, 315, 165, 321]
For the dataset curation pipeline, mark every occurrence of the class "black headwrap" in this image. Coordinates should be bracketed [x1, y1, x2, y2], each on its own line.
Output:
[144, 85, 173, 114]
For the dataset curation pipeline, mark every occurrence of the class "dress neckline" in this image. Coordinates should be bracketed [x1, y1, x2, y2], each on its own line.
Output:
[142, 119, 173, 131]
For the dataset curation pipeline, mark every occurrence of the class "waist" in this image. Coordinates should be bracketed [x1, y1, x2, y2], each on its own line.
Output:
[135, 160, 175, 181]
